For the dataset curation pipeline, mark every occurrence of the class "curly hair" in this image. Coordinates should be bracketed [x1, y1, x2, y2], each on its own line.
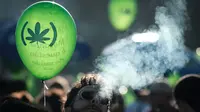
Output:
[65, 74, 101, 108]
[64, 73, 124, 112]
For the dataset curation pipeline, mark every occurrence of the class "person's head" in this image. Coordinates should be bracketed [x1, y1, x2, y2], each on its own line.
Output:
[110, 93, 124, 112]
[38, 93, 63, 112]
[46, 76, 70, 95]
[65, 73, 111, 112]
[0, 97, 47, 112]
[37, 77, 69, 112]
[0, 79, 26, 96]
[148, 82, 172, 103]
[174, 74, 200, 112]
[148, 82, 177, 112]
[0, 79, 33, 103]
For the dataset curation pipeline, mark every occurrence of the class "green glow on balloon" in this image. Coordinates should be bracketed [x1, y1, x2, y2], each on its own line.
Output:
[108, 0, 137, 31]
[16, 1, 76, 80]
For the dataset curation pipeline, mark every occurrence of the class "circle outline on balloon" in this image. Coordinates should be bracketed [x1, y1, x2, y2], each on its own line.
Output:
[21, 21, 57, 47]
[19, 1, 76, 47]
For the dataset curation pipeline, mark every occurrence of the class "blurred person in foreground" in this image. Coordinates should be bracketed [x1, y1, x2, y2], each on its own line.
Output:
[37, 76, 70, 112]
[148, 82, 177, 112]
[0, 79, 33, 104]
[65, 73, 124, 112]
[126, 89, 151, 112]
[0, 97, 48, 112]
[174, 74, 200, 112]
[110, 92, 124, 112]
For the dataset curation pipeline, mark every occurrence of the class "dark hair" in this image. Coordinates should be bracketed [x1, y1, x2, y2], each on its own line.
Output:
[39, 94, 63, 112]
[174, 74, 200, 112]
[21, 95, 31, 103]
[65, 74, 99, 107]
[50, 83, 64, 90]
[65, 74, 124, 112]
[0, 79, 26, 97]
[0, 97, 48, 112]
[37, 82, 66, 112]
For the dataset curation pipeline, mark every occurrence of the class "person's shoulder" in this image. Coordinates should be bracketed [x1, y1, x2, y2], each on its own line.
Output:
[0, 98, 48, 112]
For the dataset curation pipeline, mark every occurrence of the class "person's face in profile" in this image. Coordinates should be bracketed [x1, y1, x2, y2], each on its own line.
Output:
[177, 100, 195, 112]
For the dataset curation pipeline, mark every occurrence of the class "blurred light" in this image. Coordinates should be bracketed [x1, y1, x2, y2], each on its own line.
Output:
[108, 0, 137, 31]
[119, 86, 128, 95]
[196, 47, 200, 56]
[131, 32, 159, 43]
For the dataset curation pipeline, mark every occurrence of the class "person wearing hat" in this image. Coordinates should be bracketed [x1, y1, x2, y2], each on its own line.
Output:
[174, 74, 200, 112]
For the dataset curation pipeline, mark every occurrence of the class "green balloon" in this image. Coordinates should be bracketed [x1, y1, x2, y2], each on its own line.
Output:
[16, 1, 76, 80]
[108, 0, 137, 31]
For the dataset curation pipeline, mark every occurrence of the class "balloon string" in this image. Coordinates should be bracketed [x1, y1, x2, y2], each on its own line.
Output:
[42, 81, 48, 107]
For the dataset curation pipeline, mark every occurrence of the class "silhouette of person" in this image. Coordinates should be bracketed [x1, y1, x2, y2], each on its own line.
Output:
[174, 74, 200, 112]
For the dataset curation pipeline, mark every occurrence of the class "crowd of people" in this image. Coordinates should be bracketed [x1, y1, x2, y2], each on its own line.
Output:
[0, 73, 199, 112]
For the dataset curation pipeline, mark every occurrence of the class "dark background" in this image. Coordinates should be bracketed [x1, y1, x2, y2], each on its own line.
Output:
[0, 0, 199, 77]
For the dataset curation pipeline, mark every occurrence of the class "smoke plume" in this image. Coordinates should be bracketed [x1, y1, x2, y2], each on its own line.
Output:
[96, 0, 189, 98]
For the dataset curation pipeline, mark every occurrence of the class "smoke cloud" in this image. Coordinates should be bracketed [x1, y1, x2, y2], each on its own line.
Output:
[96, 0, 189, 98]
